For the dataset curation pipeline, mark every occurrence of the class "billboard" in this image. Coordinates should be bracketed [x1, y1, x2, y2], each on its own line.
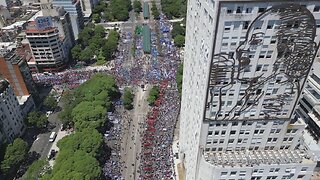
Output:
[36, 16, 53, 30]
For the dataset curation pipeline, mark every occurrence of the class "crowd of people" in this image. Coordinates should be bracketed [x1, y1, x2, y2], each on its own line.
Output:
[32, 68, 108, 90]
[139, 81, 180, 179]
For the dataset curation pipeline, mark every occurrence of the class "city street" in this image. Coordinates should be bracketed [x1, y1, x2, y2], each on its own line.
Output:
[28, 110, 61, 159]
[121, 85, 150, 180]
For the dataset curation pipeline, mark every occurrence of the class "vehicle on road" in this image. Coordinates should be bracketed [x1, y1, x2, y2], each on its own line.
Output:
[49, 132, 57, 142]
[46, 111, 53, 117]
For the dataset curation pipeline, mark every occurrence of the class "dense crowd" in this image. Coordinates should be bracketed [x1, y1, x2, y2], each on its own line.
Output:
[139, 81, 180, 179]
[32, 68, 109, 90]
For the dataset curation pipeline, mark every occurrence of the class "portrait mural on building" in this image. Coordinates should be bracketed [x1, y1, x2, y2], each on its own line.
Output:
[206, 4, 319, 121]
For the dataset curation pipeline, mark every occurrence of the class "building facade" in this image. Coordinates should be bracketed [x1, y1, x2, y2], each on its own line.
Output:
[179, 1, 320, 179]
[0, 79, 26, 144]
[52, 0, 84, 39]
[26, 11, 72, 72]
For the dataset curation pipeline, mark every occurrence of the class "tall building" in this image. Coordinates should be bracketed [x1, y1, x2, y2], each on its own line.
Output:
[0, 49, 36, 116]
[26, 11, 72, 72]
[296, 59, 320, 165]
[80, 0, 96, 19]
[0, 79, 26, 144]
[179, 1, 320, 179]
[52, 0, 84, 39]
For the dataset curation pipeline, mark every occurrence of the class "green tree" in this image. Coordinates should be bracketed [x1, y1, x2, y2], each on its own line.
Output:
[174, 34, 185, 47]
[133, 0, 142, 13]
[96, 49, 106, 65]
[147, 86, 159, 105]
[26, 111, 48, 128]
[172, 22, 185, 38]
[151, 1, 160, 19]
[78, 27, 94, 46]
[1, 138, 28, 174]
[123, 88, 134, 110]
[79, 47, 93, 62]
[94, 25, 105, 38]
[25, 159, 49, 180]
[71, 45, 82, 60]
[57, 129, 103, 157]
[42, 150, 101, 180]
[176, 64, 183, 95]
[92, 14, 101, 23]
[44, 95, 58, 110]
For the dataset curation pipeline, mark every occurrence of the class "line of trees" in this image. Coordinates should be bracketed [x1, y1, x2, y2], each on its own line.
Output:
[0, 138, 29, 177]
[147, 86, 160, 106]
[123, 88, 134, 110]
[172, 22, 186, 47]
[71, 25, 119, 64]
[42, 74, 120, 179]
[151, 1, 160, 20]
[133, 0, 142, 14]
[176, 64, 183, 95]
[161, 0, 187, 19]
[104, 0, 132, 21]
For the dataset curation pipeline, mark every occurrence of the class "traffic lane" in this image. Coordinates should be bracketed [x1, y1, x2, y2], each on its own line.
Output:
[29, 111, 60, 158]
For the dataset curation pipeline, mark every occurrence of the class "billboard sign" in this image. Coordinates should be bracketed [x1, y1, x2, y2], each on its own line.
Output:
[36, 16, 53, 30]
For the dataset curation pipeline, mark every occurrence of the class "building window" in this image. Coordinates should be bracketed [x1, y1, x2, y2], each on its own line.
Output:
[314, 6, 320, 12]
[208, 131, 213, 135]
[258, 8, 266, 13]
[215, 131, 219, 135]
[230, 130, 236, 135]
[230, 171, 237, 175]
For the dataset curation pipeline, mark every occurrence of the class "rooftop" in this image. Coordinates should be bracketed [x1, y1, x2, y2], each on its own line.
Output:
[204, 149, 313, 167]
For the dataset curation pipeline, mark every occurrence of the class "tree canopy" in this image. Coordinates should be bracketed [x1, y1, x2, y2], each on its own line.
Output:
[42, 74, 117, 179]
[44, 95, 58, 110]
[26, 111, 48, 128]
[104, 0, 132, 21]
[176, 64, 183, 95]
[151, 1, 160, 19]
[24, 159, 49, 180]
[41, 150, 101, 180]
[72, 25, 118, 64]
[133, 0, 142, 13]
[123, 88, 134, 110]
[174, 34, 185, 47]
[161, 0, 187, 19]
[147, 86, 160, 105]
[59, 73, 120, 129]
[1, 138, 28, 175]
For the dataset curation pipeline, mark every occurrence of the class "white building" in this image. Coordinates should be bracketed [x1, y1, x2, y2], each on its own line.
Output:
[0, 79, 26, 144]
[52, 0, 84, 39]
[25, 10, 72, 72]
[296, 57, 320, 165]
[179, 1, 320, 179]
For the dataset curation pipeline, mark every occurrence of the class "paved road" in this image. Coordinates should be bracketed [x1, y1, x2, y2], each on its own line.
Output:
[29, 111, 61, 159]
[121, 85, 150, 180]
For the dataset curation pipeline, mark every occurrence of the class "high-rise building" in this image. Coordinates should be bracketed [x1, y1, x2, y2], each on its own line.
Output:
[0, 49, 36, 116]
[179, 1, 320, 179]
[0, 79, 26, 144]
[296, 59, 320, 165]
[80, 0, 97, 20]
[26, 10, 72, 72]
[52, 0, 84, 39]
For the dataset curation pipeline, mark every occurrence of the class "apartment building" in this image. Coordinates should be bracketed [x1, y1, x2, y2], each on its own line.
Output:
[52, 0, 84, 39]
[0, 79, 26, 144]
[179, 1, 320, 179]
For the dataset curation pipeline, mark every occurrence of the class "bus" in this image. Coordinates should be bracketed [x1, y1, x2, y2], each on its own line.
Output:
[49, 132, 57, 142]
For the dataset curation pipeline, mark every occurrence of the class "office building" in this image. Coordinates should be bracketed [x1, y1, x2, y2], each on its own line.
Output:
[296, 59, 320, 165]
[26, 11, 71, 72]
[52, 0, 84, 39]
[178, 1, 320, 179]
[80, 0, 96, 19]
[0, 79, 26, 144]
[0, 49, 36, 115]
